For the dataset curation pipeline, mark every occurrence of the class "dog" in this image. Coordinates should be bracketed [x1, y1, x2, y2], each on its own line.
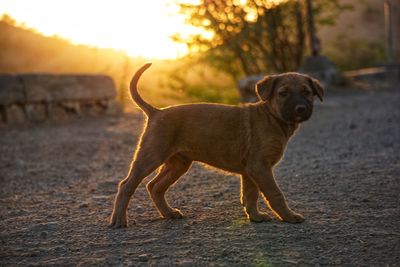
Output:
[110, 63, 324, 228]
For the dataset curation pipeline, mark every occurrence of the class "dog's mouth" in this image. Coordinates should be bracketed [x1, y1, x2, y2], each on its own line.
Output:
[296, 113, 312, 122]
[282, 112, 311, 124]
[281, 111, 311, 124]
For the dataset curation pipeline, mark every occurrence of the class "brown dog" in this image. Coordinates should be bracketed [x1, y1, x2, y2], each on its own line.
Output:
[110, 63, 324, 228]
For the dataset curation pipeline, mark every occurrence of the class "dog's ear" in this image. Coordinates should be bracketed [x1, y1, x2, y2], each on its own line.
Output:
[256, 75, 279, 101]
[308, 77, 324, 102]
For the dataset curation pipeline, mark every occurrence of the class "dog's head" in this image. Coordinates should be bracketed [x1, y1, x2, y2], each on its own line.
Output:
[256, 73, 324, 124]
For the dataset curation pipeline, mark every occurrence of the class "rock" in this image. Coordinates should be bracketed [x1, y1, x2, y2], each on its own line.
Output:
[29, 222, 58, 233]
[212, 192, 223, 198]
[25, 103, 47, 121]
[106, 100, 122, 115]
[0, 73, 121, 124]
[49, 103, 68, 120]
[298, 55, 343, 86]
[237, 75, 263, 103]
[80, 102, 105, 116]
[21, 74, 116, 102]
[40, 231, 48, 238]
[61, 101, 80, 115]
[8, 209, 29, 217]
[349, 123, 357, 130]
[0, 75, 25, 105]
[77, 257, 106, 266]
[138, 254, 149, 262]
[20, 75, 51, 102]
[79, 202, 89, 209]
[5, 104, 26, 124]
[176, 259, 194, 266]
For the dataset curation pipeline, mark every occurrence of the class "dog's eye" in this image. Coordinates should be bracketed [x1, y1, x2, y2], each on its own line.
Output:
[303, 90, 311, 96]
[279, 91, 288, 97]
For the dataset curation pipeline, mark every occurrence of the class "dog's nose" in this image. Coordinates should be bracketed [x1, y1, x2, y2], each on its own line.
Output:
[295, 105, 306, 115]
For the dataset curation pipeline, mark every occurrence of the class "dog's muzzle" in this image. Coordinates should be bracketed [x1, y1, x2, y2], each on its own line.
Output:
[282, 103, 312, 123]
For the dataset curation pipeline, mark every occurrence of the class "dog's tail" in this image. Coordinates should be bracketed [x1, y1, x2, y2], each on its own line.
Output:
[129, 63, 159, 116]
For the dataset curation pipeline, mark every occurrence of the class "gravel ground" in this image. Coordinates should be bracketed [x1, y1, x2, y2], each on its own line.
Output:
[1, 87, 399, 266]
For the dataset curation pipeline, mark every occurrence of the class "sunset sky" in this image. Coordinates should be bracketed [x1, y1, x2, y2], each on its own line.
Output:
[0, 0, 199, 59]
[0, 0, 289, 60]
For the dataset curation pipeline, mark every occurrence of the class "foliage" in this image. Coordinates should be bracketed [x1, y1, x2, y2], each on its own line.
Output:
[174, 0, 305, 76]
[313, 0, 353, 26]
[174, 0, 352, 79]
[159, 56, 239, 104]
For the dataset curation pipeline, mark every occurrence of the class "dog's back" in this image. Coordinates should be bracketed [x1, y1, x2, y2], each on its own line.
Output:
[130, 63, 250, 172]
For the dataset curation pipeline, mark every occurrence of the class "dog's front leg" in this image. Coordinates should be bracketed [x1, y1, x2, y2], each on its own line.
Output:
[247, 167, 304, 223]
[240, 176, 272, 222]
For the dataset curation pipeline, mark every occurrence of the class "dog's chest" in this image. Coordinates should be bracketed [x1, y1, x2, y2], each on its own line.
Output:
[249, 124, 289, 167]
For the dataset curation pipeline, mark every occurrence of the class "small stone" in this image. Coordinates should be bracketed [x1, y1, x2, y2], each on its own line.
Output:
[138, 254, 149, 262]
[79, 202, 89, 208]
[53, 246, 64, 253]
[212, 192, 223, 198]
[177, 259, 194, 266]
[40, 231, 48, 238]
[29, 222, 58, 232]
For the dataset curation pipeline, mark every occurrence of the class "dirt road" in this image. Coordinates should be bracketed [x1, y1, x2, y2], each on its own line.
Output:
[1, 87, 399, 266]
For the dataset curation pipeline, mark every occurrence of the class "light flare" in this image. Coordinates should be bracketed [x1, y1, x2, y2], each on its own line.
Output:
[0, 0, 288, 59]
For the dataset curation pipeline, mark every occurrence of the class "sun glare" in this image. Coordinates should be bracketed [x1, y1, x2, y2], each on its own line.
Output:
[0, 0, 288, 60]
[0, 0, 200, 59]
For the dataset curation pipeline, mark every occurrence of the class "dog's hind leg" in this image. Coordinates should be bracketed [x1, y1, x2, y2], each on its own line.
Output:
[240, 175, 272, 222]
[147, 154, 192, 219]
[109, 132, 171, 228]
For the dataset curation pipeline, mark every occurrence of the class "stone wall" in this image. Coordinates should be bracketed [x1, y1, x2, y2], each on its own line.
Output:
[0, 74, 120, 124]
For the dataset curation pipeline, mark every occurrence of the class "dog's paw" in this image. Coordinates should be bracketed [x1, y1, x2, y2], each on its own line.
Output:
[109, 213, 128, 228]
[284, 212, 305, 223]
[163, 208, 184, 219]
[249, 212, 273, 223]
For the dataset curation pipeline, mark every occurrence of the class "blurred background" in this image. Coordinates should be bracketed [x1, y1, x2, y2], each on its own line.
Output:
[0, 0, 398, 110]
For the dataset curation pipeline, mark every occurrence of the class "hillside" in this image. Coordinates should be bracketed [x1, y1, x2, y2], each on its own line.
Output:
[0, 19, 133, 74]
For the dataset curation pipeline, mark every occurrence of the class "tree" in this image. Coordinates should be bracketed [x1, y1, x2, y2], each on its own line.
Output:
[174, 0, 351, 79]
